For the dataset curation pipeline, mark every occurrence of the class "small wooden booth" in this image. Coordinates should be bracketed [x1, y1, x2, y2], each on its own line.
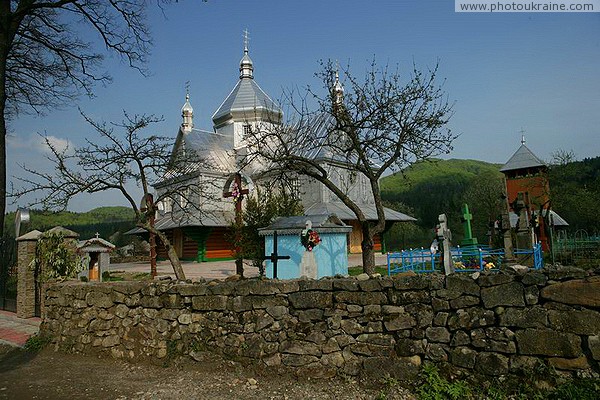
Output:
[77, 235, 115, 282]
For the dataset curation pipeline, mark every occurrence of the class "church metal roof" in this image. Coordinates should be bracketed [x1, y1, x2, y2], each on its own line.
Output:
[304, 202, 416, 222]
[258, 214, 352, 236]
[289, 112, 381, 169]
[500, 144, 546, 172]
[212, 78, 282, 125]
[125, 210, 233, 234]
[509, 210, 568, 227]
[184, 128, 235, 173]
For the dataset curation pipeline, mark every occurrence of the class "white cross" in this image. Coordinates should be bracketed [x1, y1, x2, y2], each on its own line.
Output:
[243, 29, 250, 51]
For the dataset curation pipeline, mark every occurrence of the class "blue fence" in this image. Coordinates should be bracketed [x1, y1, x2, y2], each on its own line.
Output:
[387, 243, 543, 275]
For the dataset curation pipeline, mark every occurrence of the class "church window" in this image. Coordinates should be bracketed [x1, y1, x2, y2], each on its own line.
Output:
[179, 188, 190, 209]
[361, 176, 370, 202]
[290, 178, 300, 198]
[243, 124, 252, 137]
[161, 197, 173, 213]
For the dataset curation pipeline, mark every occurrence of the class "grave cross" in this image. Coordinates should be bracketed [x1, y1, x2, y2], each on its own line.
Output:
[437, 213, 454, 275]
[460, 203, 478, 247]
[223, 172, 250, 276]
[259, 231, 290, 279]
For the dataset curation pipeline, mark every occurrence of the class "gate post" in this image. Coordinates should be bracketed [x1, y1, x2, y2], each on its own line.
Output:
[16, 230, 42, 319]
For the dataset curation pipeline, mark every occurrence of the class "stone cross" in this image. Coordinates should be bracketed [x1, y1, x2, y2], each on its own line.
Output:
[223, 172, 250, 276]
[513, 192, 533, 250]
[259, 231, 290, 279]
[438, 214, 454, 275]
[460, 203, 478, 247]
[500, 188, 515, 264]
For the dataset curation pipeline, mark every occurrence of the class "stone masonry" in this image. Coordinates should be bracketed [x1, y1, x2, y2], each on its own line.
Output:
[16, 232, 41, 319]
[41, 268, 600, 379]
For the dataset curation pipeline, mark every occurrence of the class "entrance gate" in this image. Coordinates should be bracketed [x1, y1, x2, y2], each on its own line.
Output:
[0, 239, 17, 312]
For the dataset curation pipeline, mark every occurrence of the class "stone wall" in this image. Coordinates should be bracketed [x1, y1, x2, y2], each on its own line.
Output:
[17, 238, 38, 318]
[41, 268, 600, 379]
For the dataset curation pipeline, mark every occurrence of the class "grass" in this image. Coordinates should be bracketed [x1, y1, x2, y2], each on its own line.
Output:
[102, 270, 151, 281]
[23, 334, 51, 352]
[347, 266, 389, 276]
[411, 363, 600, 400]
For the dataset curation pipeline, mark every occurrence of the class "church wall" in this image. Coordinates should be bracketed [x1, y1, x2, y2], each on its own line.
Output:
[215, 121, 234, 137]
[155, 229, 199, 261]
[346, 220, 382, 253]
[298, 176, 324, 207]
[204, 227, 234, 260]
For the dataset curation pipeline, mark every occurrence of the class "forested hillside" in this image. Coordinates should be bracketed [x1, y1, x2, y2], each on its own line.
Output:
[5, 206, 136, 245]
[381, 156, 600, 251]
[550, 157, 600, 232]
[381, 159, 503, 249]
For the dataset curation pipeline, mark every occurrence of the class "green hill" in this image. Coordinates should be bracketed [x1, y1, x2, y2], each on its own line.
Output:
[382, 158, 502, 196]
[5, 206, 136, 243]
[381, 159, 503, 230]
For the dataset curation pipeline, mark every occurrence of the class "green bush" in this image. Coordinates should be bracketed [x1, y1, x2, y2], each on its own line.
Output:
[417, 363, 472, 400]
[548, 378, 600, 400]
[23, 334, 51, 352]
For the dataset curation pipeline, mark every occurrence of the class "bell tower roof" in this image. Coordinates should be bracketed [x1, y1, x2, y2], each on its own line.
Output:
[500, 139, 546, 173]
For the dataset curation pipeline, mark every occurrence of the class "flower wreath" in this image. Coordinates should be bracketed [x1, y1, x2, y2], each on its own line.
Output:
[230, 181, 241, 203]
[300, 229, 321, 252]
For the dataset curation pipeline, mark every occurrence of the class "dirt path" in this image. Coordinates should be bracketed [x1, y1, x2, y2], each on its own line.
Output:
[0, 345, 415, 400]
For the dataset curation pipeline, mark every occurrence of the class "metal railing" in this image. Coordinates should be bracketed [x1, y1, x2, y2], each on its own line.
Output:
[387, 243, 543, 275]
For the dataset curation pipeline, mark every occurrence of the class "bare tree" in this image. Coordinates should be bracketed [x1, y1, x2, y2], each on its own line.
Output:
[245, 60, 456, 274]
[11, 112, 218, 281]
[0, 0, 174, 236]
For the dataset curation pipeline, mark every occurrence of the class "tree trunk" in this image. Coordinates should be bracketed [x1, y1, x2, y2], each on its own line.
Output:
[152, 228, 186, 281]
[0, 107, 5, 238]
[165, 244, 186, 281]
[361, 223, 376, 275]
[0, 38, 8, 238]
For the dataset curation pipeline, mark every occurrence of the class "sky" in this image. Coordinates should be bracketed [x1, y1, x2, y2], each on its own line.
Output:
[6, 0, 600, 212]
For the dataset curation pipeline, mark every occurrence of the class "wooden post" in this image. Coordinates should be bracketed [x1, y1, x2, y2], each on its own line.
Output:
[141, 194, 157, 278]
[223, 173, 250, 277]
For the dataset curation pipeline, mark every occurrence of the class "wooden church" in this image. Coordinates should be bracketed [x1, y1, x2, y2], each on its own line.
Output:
[146, 35, 415, 262]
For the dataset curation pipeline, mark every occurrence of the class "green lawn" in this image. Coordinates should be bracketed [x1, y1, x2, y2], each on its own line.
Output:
[347, 266, 389, 276]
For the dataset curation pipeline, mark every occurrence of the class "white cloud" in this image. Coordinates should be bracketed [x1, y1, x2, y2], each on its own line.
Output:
[43, 135, 71, 154]
[7, 133, 72, 154]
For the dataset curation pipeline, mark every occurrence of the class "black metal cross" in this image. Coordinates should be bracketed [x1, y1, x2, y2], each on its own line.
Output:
[259, 231, 290, 279]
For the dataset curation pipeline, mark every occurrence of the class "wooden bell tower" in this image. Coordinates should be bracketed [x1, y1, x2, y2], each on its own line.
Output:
[500, 136, 551, 251]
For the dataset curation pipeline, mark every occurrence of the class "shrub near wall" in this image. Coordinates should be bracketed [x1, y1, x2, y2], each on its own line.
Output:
[42, 268, 600, 379]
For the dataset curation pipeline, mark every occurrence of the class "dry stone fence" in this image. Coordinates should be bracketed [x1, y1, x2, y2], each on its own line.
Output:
[41, 268, 600, 379]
